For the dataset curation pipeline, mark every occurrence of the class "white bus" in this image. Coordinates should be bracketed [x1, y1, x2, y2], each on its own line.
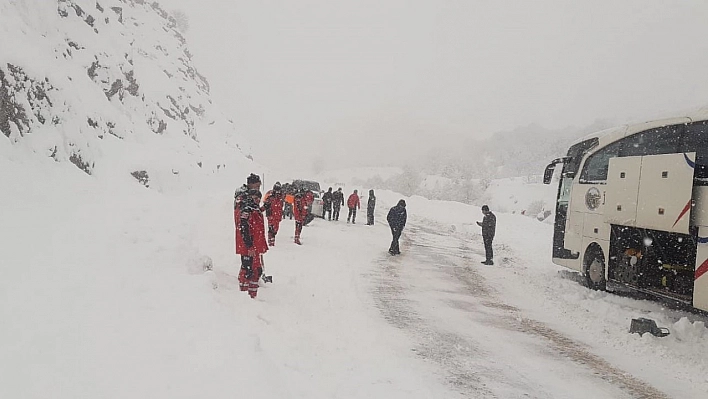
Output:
[543, 113, 708, 312]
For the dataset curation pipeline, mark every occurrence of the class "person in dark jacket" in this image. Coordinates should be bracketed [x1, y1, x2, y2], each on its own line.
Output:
[322, 187, 334, 220]
[332, 188, 345, 221]
[476, 205, 496, 265]
[366, 189, 376, 225]
[386, 199, 407, 255]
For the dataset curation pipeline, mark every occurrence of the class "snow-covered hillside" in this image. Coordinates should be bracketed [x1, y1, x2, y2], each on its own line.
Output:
[4, 2, 708, 398]
[1, 0, 257, 189]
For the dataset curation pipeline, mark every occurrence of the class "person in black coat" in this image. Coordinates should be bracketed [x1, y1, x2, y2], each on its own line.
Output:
[332, 188, 345, 221]
[476, 205, 496, 265]
[366, 189, 376, 225]
[322, 187, 334, 220]
[386, 199, 407, 255]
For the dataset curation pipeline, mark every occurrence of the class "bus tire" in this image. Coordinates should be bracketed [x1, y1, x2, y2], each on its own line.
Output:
[584, 248, 607, 291]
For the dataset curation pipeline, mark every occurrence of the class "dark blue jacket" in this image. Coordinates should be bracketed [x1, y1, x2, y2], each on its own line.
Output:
[387, 205, 407, 230]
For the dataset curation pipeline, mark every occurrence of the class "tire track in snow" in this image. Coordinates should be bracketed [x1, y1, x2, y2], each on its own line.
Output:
[369, 247, 494, 398]
[371, 222, 670, 399]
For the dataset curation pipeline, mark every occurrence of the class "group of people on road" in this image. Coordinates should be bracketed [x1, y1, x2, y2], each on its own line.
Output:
[233, 174, 317, 298]
[233, 172, 495, 299]
[320, 187, 378, 225]
[320, 187, 345, 221]
[319, 187, 406, 255]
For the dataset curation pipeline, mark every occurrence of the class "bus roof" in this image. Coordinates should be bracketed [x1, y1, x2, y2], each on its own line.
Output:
[570, 114, 705, 149]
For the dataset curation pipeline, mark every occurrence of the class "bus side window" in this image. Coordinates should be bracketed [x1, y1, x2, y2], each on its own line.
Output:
[620, 126, 681, 158]
[579, 142, 620, 183]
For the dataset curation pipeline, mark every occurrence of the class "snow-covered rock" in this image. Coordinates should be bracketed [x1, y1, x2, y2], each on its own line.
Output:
[0, 0, 257, 188]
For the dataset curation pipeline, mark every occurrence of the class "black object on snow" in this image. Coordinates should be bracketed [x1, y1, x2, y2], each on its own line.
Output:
[629, 318, 670, 337]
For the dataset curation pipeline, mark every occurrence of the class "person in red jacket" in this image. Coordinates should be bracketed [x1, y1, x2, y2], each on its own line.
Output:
[235, 189, 269, 298]
[302, 189, 315, 226]
[293, 188, 308, 245]
[263, 182, 285, 246]
[234, 173, 262, 270]
[347, 189, 360, 224]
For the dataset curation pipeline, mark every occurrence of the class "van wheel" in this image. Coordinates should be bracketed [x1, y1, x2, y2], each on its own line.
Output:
[585, 250, 607, 291]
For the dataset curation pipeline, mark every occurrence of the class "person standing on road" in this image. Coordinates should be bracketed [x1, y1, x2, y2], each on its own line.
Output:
[347, 189, 360, 224]
[476, 205, 496, 265]
[387, 199, 407, 255]
[293, 188, 308, 245]
[322, 187, 334, 220]
[332, 188, 344, 221]
[366, 189, 376, 225]
[303, 189, 315, 226]
[283, 184, 294, 220]
[234, 173, 262, 280]
[236, 189, 268, 298]
[263, 182, 284, 246]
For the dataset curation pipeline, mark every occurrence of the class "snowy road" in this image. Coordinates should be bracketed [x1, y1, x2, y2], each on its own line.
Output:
[197, 187, 708, 399]
[372, 222, 670, 398]
[4, 160, 707, 398]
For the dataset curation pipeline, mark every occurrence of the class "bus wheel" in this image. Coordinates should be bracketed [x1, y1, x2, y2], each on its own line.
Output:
[585, 250, 607, 291]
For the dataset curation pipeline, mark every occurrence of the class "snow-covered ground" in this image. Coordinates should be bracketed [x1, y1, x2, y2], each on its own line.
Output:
[4, 2, 707, 397]
[3, 142, 707, 398]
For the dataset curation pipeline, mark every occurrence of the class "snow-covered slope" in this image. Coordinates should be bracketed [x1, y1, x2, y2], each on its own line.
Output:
[1, 0, 257, 190]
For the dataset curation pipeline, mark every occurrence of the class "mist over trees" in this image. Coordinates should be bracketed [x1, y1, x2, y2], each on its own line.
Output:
[356, 120, 614, 205]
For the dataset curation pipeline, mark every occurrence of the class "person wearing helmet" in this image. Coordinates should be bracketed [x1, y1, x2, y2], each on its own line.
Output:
[234, 173, 262, 250]
[293, 187, 308, 244]
[236, 189, 268, 298]
[263, 182, 285, 246]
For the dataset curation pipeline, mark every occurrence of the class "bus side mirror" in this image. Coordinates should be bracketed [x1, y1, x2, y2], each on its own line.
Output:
[543, 164, 555, 184]
[543, 157, 571, 184]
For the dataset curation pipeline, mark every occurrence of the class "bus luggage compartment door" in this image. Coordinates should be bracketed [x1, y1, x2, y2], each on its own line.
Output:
[635, 152, 695, 235]
[605, 156, 642, 227]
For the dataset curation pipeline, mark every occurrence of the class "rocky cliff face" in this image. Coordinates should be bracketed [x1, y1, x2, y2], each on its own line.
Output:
[0, 0, 253, 185]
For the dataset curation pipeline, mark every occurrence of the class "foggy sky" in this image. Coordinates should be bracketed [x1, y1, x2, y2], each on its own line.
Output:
[166, 0, 708, 173]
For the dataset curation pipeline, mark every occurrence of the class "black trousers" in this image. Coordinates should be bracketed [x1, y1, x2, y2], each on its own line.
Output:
[303, 212, 315, 226]
[323, 203, 332, 220]
[333, 206, 341, 220]
[389, 227, 402, 254]
[347, 208, 357, 223]
[367, 207, 374, 225]
[483, 235, 494, 261]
